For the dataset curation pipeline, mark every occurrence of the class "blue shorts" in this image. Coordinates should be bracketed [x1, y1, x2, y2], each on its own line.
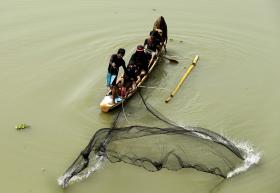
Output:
[106, 73, 117, 87]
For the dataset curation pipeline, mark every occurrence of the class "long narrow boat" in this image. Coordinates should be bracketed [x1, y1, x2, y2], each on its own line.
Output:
[100, 18, 167, 112]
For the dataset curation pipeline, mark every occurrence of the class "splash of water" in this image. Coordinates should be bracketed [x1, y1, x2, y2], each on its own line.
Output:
[227, 141, 261, 178]
[57, 155, 106, 188]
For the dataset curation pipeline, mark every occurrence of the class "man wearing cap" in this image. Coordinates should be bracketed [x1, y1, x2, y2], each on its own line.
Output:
[128, 45, 149, 80]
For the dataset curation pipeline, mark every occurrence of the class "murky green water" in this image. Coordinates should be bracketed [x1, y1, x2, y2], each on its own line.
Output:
[1, 0, 279, 192]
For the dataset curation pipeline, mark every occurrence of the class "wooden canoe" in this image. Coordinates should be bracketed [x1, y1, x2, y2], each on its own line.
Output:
[100, 46, 165, 112]
[100, 17, 167, 112]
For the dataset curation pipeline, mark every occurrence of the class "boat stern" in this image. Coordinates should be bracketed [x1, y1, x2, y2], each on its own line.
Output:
[99, 96, 114, 112]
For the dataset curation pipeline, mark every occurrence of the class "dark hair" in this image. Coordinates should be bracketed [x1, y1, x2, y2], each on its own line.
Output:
[117, 48, 125, 56]
[150, 30, 157, 37]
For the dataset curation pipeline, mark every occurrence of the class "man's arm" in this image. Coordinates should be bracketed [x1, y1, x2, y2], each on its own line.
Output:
[109, 54, 116, 67]
[128, 54, 135, 66]
[121, 60, 127, 74]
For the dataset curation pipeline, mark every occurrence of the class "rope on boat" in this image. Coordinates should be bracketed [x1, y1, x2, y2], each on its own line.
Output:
[138, 85, 170, 91]
[121, 100, 130, 124]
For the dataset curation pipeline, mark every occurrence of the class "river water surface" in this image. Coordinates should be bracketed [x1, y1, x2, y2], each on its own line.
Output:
[1, 0, 279, 193]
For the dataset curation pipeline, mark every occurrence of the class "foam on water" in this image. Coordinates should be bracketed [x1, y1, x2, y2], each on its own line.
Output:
[187, 126, 261, 178]
[57, 155, 106, 188]
[227, 141, 261, 178]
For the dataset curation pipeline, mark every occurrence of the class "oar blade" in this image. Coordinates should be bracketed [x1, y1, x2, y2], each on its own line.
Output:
[162, 56, 179, 64]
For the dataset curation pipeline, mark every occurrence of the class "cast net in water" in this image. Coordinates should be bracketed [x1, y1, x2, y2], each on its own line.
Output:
[58, 90, 258, 188]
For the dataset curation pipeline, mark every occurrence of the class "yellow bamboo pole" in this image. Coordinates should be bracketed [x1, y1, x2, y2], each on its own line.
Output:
[165, 55, 199, 103]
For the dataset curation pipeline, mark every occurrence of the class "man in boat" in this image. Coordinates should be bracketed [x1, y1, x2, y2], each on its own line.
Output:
[120, 62, 140, 98]
[128, 45, 149, 79]
[153, 16, 168, 52]
[144, 32, 161, 66]
[150, 29, 163, 44]
[106, 48, 126, 103]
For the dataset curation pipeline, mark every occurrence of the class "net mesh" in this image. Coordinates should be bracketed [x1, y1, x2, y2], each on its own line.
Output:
[58, 89, 248, 188]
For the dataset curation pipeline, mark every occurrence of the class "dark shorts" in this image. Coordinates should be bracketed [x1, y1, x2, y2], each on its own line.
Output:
[123, 74, 135, 88]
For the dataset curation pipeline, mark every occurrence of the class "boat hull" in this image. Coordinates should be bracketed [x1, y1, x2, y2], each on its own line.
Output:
[100, 17, 167, 113]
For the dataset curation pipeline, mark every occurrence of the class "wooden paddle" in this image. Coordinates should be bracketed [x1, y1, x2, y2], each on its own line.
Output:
[165, 55, 199, 103]
[161, 55, 179, 64]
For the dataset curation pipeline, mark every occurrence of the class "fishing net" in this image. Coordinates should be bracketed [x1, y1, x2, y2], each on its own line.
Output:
[58, 89, 250, 188]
